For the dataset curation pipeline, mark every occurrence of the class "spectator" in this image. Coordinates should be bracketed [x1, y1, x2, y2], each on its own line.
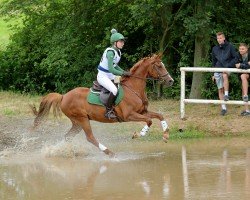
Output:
[235, 43, 250, 116]
[212, 32, 237, 116]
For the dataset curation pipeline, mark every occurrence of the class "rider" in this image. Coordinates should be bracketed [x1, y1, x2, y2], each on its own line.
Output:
[97, 29, 131, 119]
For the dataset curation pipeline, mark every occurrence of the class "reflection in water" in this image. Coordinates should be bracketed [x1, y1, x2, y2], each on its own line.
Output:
[139, 181, 150, 196]
[0, 138, 250, 200]
[246, 148, 250, 198]
[182, 146, 189, 199]
[162, 174, 170, 198]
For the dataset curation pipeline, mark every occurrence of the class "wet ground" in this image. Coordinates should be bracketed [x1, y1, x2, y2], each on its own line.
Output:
[0, 117, 250, 200]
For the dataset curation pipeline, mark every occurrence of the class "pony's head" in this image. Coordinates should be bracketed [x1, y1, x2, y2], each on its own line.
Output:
[147, 54, 174, 87]
[127, 53, 174, 87]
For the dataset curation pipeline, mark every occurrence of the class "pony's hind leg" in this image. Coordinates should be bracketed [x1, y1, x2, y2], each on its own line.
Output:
[65, 121, 82, 142]
[77, 117, 115, 157]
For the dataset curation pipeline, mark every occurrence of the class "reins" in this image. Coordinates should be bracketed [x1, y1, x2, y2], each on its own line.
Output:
[120, 63, 169, 104]
[121, 82, 148, 105]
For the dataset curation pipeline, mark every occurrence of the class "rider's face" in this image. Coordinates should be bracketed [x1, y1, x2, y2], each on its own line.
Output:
[116, 40, 125, 49]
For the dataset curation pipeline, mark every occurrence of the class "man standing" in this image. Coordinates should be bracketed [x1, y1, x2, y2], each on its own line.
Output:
[212, 32, 237, 116]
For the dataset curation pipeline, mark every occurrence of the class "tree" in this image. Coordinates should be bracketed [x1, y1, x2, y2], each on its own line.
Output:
[187, 0, 211, 99]
[0, 0, 249, 100]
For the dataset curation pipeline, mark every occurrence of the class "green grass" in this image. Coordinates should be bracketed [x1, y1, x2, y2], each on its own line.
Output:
[138, 129, 205, 141]
[0, 91, 250, 138]
[169, 129, 205, 139]
[0, 1, 22, 50]
[0, 17, 11, 49]
[0, 91, 40, 117]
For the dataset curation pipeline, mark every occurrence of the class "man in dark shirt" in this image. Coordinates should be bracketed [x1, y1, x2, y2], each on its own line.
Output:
[212, 32, 237, 115]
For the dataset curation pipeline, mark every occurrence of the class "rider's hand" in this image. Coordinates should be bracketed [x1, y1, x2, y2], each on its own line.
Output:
[123, 71, 131, 76]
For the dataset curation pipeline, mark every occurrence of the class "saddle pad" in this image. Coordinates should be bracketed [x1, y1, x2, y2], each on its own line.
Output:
[87, 86, 124, 106]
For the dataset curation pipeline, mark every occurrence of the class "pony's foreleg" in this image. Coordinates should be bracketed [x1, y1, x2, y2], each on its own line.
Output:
[126, 112, 153, 138]
[78, 118, 115, 157]
[143, 111, 169, 142]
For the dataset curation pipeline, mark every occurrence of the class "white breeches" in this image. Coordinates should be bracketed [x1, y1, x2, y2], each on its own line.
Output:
[97, 72, 118, 96]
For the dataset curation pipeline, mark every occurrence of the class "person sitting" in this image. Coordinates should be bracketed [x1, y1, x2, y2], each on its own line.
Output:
[235, 43, 250, 116]
[97, 29, 131, 119]
[212, 32, 237, 116]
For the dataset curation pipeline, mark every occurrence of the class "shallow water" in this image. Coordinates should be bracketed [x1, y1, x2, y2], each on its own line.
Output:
[0, 136, 250, 200]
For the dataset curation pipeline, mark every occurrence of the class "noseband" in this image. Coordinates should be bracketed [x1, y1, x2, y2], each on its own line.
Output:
[152, 63, 170, 81]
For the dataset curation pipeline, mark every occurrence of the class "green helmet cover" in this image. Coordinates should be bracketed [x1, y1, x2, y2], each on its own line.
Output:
[110, 29, 125, 44]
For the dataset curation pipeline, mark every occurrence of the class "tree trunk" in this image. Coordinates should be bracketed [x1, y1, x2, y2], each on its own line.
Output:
[189, 1, 210, 99]
[189, 36, 206, 98]
[157, 82, 163, 98]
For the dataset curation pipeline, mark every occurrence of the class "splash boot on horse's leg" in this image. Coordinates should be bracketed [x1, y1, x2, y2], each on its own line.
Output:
[104, 92, 117, 119]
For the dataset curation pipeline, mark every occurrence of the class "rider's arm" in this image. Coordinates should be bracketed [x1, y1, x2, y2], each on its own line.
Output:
[114, 65, 124, 72]
[107, 50, 124, 76]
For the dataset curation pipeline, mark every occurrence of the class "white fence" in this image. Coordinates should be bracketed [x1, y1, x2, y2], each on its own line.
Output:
[180, 67, 250, 119]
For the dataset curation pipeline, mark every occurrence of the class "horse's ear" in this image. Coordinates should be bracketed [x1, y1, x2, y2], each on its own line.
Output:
[157, 52, 163, 59]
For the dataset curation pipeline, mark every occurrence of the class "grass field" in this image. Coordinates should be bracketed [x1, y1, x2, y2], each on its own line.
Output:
[0, 91, 249, 139]
[0, 17, 11, 49]
[0, 0, 22, 50]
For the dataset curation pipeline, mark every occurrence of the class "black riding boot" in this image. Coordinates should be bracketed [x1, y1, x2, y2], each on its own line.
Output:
[104, 93, 117, 119]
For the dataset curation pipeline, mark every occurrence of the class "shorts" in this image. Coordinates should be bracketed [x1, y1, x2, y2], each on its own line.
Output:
[214, 72, 231, 89]
[214, 72, 223, 89]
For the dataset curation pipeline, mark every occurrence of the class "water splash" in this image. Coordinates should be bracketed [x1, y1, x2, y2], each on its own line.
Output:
[41, 140, 88, 158]
[0, 133, 39, 159]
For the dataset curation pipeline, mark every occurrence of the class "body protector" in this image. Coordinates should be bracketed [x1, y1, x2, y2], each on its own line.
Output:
[98, 48, 121, 79]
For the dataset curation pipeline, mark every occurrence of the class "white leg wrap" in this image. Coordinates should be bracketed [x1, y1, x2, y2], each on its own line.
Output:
[140, 125, 149, 136]
[161, 120, 168, 131]
[98, 143, 107, 151]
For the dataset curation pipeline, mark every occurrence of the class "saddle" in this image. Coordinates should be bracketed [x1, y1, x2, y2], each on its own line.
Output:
[90, 81, 117, 106]
[92, 81, 104, 92]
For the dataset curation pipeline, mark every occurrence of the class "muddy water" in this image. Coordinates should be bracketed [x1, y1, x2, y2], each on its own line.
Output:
[0, 135, 249, 200]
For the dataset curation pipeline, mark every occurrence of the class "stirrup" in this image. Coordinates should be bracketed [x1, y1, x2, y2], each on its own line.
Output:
[105, 110, 117, 119]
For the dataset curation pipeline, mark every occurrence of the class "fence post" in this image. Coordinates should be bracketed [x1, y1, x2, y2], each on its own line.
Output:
[180, 70, 185, 119]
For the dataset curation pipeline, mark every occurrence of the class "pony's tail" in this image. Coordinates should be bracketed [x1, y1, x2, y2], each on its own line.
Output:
[31, 93, 63, 128]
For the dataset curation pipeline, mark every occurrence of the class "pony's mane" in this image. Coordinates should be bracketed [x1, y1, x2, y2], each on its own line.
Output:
[130, 57, 148, 73]
[130, 54, 160, 74]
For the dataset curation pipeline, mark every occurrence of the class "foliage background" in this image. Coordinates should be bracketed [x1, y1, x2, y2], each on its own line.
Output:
[0, 0, 249, 98]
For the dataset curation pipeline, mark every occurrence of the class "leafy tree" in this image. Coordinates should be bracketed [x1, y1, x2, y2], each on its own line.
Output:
[0, 0, 249, 100]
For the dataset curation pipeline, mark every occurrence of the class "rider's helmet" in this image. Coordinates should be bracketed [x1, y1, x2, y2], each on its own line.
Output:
[110, 29, 125, 44]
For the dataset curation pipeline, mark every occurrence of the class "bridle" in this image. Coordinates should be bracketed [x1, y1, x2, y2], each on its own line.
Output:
[124, 62, 170, 82]
[121, 62, 171, 103]
[152, 63, 170, 81]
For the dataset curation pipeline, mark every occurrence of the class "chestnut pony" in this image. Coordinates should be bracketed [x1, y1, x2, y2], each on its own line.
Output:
[31, 54, 174, 157]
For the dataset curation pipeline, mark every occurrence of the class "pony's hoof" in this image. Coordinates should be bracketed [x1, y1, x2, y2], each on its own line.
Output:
[132, 132, 139, 139]
[104, 149, 115, 158]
